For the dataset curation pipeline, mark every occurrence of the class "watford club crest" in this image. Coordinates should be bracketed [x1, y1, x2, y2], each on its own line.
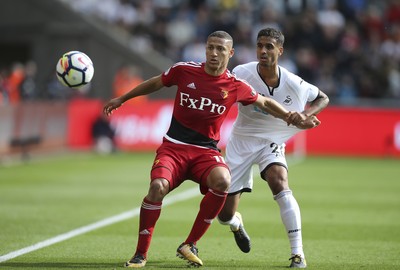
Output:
[220, 89, 228, 99]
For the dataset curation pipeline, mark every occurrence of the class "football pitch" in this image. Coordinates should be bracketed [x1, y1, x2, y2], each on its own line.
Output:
[0, 152, 399, 270]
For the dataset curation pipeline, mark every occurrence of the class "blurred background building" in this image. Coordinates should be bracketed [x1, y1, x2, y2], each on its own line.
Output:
[0, 0, 399, 160]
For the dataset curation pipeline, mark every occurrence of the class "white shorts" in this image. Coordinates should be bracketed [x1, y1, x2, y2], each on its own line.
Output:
[225, 134, 287, 194]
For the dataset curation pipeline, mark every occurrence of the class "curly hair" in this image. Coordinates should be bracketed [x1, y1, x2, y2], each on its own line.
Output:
[257, 28, 284, 46]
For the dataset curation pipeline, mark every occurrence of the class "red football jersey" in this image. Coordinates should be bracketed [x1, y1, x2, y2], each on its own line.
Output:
[161, 61, 258, 149]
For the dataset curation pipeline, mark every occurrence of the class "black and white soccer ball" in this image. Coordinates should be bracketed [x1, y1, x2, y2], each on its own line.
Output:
[56, 51, 94, 89]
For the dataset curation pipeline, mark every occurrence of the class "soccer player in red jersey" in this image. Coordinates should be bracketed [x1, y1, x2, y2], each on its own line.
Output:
[103, 30, 316, 268]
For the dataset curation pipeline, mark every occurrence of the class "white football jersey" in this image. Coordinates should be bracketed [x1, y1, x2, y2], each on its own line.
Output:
[231, 62, 319, 144]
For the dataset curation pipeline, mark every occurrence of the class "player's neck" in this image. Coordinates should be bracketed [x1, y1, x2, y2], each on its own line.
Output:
[204, 65, 225, 77]
[257, 64, 279, 86]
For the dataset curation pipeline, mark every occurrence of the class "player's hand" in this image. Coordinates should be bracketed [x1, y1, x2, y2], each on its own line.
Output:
[103, 98, 123, 116]
[287, 112, 321, 129]
[286, 111, 304, 126]
[296, 115, 321, 129]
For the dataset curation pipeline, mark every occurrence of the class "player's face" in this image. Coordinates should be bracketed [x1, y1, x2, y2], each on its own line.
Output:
[205, 37, 234, 75]
[256, 36, 283, 68]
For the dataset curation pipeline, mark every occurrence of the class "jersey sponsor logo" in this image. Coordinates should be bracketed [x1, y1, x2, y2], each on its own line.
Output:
[179, 92, 227, 114]
[220, 89, 228, 99]
[187, 82, 196, 89]
[283, 95, 292, 105]
[254, 105, 269, 115]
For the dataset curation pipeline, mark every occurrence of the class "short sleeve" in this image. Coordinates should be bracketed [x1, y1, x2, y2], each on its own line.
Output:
[237, 80, 258, 105]
[305, 81, 319, 102]
[161, 65, 178, 87]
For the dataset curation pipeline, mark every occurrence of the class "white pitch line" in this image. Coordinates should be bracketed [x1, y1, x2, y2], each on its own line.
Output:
[0, 187, 200, 263]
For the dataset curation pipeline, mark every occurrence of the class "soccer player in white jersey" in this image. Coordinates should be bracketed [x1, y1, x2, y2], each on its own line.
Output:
[217, 28, 329, 268]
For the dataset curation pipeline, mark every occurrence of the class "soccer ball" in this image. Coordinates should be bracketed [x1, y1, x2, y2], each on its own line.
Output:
[56, 51, 94, 89]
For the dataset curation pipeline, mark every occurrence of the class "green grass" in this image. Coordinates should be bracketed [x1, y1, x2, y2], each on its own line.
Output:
[1, 153, 399, 269]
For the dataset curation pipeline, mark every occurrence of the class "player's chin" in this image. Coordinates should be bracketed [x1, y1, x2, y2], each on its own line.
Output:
[208, 60, 219, 67]
[258, 58, 270, 65]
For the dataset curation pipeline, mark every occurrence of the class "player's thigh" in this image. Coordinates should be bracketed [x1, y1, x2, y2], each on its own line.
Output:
[226, 135, 263, 193]
[258, 142, 288, 181]
[151, 142, 188, 191]
[190, 147, 230, 193]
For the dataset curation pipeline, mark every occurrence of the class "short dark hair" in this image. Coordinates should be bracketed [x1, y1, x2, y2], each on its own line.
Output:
[208, 31, 233, 43]
[257, 28, 284, 46]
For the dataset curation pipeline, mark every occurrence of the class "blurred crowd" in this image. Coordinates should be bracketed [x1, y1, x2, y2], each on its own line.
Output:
[0, 61, 83, 105]
[63, 0, 400, 101]
[0, 61, 37, 105]
[2, 0, 400, 105]
[0, 60, 146, 105]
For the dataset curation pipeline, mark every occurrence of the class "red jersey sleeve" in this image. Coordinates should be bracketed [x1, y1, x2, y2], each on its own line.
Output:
[161, 62, 182, 87]
[235, 79, 258, 105]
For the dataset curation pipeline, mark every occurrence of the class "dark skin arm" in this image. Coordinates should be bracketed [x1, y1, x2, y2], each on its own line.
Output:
[254, 94, 324, 129]
[303, 90, 330, 117]
[288, 90, 330, 129]
[253, 94, 292, 122]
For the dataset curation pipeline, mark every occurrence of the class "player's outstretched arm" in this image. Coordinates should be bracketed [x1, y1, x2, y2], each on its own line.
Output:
[103, 74, 164, 116]
[255, 95, 291, 123]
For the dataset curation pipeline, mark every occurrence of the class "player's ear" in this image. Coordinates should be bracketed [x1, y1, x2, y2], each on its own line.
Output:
[229, 48, 235, 58]
[279, 47, 284, 56]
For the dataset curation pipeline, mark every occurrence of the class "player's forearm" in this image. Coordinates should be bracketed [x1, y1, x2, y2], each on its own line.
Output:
[120, 75, 164, 103]
[262, 97, 290, 120]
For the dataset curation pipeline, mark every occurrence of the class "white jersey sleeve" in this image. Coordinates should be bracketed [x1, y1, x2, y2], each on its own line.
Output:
[231, 62, 319, 144]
